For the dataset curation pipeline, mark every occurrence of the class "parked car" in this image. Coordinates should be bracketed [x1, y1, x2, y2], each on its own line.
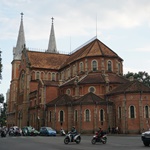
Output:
[40, 127, 56, 136]
[141, 130, 150, 146]
[22, 126, 39, 136]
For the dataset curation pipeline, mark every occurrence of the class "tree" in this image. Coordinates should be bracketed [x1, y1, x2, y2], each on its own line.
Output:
[124, 71, 150, 87]
[0, 102, 7, 126]
[0, 94, 4, 103]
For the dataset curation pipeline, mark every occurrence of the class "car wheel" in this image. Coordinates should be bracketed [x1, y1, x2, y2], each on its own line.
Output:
[143, 142, 149, 146]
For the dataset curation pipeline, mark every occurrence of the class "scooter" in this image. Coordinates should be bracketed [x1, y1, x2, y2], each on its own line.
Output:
[1, 130, 6, 138]
[91, 132, 107, 144]
[60, 129, 66, 136]
[64, 131, 81, 144]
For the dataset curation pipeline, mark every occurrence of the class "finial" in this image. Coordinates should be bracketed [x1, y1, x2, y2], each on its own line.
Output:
[21, 12, 24, 20]
[51, 17, 54, 24]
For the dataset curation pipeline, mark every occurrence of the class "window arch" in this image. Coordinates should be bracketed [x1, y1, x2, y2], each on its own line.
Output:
[84, 109, 91, 122]
[118, 107, 122, 119]
[79, 62, 84, 72]
[107, 60, 112, 72]
[20, 73, 25, 90]
[67, 68, 70, 78]
[100, 109, 104, 122]
[49, 111, 52, 122]
[88, 86, 96, 93]
[73, 65, 76, 76]
[51, 72, 56, 81]
[145, 105, 149, 118]
[129, 105, 136, 118]
[59, 110, 64, 122]
[118, 62, 121, 74]
[74, 110, 78, 122]
[41, 71, 45, 80]
[66, 89, 71, 95]
[61, 71, 64, 81]
[36, 71, 40, 79]
[92, 60, 98, 71]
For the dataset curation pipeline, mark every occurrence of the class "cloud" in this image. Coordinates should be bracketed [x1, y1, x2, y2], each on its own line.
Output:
[1, 0, 150, 42]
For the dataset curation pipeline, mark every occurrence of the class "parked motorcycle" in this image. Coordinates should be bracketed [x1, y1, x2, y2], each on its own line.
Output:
[9, 128, 22, 136]
[1, 130, 6, 138]
[64, 131, 81, 144]
[60, 129, 66, 136]
[91, 132, 107, 144]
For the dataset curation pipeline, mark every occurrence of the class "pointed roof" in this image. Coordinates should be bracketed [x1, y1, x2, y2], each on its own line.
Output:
[13, 13, 26, 60]
[107, 80, 150, 95]
[47, 17, 57, 53]
[60, 72, 128, 87]
[46, 94, 73, 106]
[73, 92, 108, 105]
[61, 38, 123, 68]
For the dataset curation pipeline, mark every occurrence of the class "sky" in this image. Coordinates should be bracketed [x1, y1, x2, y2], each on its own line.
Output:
[0, 0, 150, 101]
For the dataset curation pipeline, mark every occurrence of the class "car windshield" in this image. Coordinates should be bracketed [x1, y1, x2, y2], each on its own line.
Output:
[27, 127, 34, 132]
[46, 127, 53, 130]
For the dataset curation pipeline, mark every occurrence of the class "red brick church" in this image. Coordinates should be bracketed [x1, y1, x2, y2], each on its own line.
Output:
[6, 14, 150, 134]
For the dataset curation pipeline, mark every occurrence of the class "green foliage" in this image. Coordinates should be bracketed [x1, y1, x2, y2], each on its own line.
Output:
[0, 103, 7, 126]
[124, 71, 150, 87]
[0, 94, 4, 103]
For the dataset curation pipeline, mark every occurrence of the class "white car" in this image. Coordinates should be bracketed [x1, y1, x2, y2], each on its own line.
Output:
[141, 130, 150, 146]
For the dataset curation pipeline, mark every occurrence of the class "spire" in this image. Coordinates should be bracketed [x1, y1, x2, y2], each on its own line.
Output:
[13, 12, 26, 60]
[47, 17, 58, 53]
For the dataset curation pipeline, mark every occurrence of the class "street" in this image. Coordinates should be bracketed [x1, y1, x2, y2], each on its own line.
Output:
[0, 134, 148, 150]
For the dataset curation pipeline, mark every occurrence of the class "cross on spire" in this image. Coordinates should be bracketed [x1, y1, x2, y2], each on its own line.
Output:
[21, 12, 24, 20]
[51, 17, 54, 24]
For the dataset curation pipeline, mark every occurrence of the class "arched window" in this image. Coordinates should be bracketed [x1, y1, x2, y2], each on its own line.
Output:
[100, 109, 104, 122]
[36, 71, 40, 79]
[66, 89, 71, 95]
[130, 106, 135, 118]
[118, 107, 121, 119]
[145, 106, 149, 118]
[79, 62, 84, 72]
[118, 63, 121, 74]
[85, 109, 90, 122]
[20, 73, 25, 90]
[88, 86, 96, 93]
[74, 110, 78, 122]
[49, 111, 52, 122]
[108, 61, 112, 71]
[92, 60, 97, 71]
[73, 65, 76, 76]
[67, 68, 70, 78]
[52, 73, 56, 81]
[60, 110, 64, 122]
[61, 71, 64, 81]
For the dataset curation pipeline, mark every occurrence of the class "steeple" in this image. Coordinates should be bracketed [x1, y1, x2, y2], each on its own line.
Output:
[13, 12, 26, 60]
[47, 17, 58, 53]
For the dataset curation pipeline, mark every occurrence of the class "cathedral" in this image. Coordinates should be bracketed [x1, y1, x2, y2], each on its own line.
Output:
[6, 14, 150, 134]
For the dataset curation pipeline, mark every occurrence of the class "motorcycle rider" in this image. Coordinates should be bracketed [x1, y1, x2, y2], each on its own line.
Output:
[70, 126, 77, 141]
[97, 127, 104, 140]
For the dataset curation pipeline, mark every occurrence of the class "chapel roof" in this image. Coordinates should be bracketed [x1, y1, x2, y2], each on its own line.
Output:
[27, 51, 69, 69]
[107, 80, 150, 95]
[61, 38, 123, 68]
[60, 72, 128, 87]
[73, 92, 112, 105]
[46, 94, 73, 106]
